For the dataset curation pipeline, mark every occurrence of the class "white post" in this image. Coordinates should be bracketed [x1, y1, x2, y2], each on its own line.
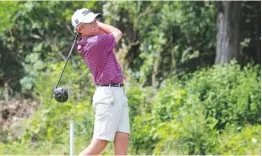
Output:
[70, 120, 74, 156]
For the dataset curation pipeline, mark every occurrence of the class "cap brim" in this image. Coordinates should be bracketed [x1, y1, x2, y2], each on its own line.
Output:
[96, 13, 102, 18]
[82, 13, 102, 23]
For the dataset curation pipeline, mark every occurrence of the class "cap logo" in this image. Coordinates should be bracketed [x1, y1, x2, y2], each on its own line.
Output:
[82, 10, 91, 16]
[75, 19, 79, 24]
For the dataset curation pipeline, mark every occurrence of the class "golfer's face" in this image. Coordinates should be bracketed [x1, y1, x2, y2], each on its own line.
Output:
[78, 20, 98, 36]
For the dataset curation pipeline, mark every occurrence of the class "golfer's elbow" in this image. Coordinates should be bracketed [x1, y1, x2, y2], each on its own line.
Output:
[118, 30, 123, 39]
[112, 30, 123, 43]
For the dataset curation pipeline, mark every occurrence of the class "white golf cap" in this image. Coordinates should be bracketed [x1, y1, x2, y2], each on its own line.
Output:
[71, 8, 102, 29]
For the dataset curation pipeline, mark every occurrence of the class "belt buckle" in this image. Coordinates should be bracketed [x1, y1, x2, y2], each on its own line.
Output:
[116, 83, 120, 87]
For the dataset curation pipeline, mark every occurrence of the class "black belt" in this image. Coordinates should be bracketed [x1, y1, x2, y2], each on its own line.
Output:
[97, 83, 124, 87]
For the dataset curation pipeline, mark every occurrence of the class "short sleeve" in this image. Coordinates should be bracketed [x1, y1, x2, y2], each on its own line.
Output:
[96, 34, 116, 52]
[77, 34, 116, 68]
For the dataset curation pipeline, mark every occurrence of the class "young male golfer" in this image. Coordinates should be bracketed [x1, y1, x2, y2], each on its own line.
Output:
[71, 8, 130, 155]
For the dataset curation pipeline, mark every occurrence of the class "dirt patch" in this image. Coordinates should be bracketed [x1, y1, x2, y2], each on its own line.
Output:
[0, 100, 40, 141]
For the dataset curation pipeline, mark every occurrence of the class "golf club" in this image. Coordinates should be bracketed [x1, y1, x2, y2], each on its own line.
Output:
[53, 34, 79, 102]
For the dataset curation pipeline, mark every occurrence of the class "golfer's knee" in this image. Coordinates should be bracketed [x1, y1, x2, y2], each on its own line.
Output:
[79, 139, 108, 156]
[79, 152, 85, 156]
[95, 139, 108, 147]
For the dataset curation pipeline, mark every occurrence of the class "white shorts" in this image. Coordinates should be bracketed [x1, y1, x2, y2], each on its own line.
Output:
[92, 86, 130, 141]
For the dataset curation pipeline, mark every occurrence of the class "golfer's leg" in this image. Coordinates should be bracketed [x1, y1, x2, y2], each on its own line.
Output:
[114, 132, 129, 155]
[81, 87, 116, 155]
[114, 91, 130, 155]
[79, 139, 108, 156]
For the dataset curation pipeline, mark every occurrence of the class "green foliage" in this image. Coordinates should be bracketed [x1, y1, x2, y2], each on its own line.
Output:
[1, 63, 260, 155]
[24, 60, 95, 142]
[20, 53, 44, 92]
[0, 1, 260, 98]
[129, 62, 260, 155]
[218, 124, 261, 155]
[184, 61, 261, 129]
[0, 1, 261, 155]
[104, 1, 217, 85]
[0, 1, 19, 34]
[0, 1, 103, 98]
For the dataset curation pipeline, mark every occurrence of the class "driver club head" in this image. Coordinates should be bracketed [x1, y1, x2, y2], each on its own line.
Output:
[53, 88, 68, 102]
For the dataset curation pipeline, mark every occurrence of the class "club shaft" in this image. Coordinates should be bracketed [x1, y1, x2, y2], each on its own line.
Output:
[55, 35, 78, 89]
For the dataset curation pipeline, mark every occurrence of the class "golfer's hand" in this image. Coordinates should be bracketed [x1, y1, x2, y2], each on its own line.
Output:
[97, 21, 123, 43]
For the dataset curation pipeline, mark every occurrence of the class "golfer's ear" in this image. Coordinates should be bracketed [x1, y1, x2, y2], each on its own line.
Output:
[76, 28, 81, 33]
[76, 26, 83, 34]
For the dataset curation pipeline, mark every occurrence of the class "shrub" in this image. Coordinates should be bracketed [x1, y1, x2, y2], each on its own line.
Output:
[1, 62, 260, 155]
[183, 61, 260, 130]
[19, 61, 95, 146]
[217, 124, 261, 155]
[128, 62, 260, 155]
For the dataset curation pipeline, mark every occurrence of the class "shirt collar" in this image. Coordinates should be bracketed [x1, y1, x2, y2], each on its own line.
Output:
[77, 36, 89, 45]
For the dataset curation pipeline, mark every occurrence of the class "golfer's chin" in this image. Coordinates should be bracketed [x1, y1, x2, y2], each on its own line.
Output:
[86, 31, 99, 36]
[93, 29, 103, 35]
[82, 30, 102, 36]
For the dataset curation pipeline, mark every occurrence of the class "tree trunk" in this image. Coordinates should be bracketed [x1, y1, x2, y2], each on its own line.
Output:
[215, 1, 241, 64]
[152, 50, 161, 87]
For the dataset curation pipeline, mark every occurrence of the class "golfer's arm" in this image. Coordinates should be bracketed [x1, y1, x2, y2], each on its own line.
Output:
[97, 21, 123, 43]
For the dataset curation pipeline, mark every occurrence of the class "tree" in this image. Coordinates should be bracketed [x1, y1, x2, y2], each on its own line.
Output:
[240, 1, 261, 64]
[0, 1, 103, 98]
[215, 1, 241, 64]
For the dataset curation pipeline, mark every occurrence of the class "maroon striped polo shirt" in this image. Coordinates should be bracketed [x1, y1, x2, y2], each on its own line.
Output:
[77, 34, 123, 85]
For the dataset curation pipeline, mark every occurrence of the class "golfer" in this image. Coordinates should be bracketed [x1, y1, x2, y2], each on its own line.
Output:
[71, 8, 130, 155]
